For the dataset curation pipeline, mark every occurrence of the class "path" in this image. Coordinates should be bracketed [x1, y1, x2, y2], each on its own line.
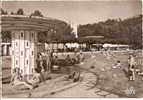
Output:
[45, 72, 119, 98]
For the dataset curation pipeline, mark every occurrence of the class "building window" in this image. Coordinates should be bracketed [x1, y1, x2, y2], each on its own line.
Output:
[32, 51, 34, 55]
[27, 42, 29, 46]
[27, 60, 28, 64]
[16, 42, 18, 46]
[21, 51, 23, 56]
[21, 32, 24, 37]
[32, 33, 34, 38]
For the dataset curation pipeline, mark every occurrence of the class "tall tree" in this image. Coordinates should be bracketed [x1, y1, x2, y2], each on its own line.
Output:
[10, 12, 14, 15]
[16, 8, 24, 15]
[78, 15, 142, 49]
[1, 8, 8, 15]
[30, 10, 43, 17]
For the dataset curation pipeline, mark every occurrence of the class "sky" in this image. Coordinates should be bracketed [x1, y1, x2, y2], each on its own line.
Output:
[2, 0, 142, 25]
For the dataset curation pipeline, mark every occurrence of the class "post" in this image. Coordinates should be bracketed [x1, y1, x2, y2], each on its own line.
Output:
[11, 30, 37, 78]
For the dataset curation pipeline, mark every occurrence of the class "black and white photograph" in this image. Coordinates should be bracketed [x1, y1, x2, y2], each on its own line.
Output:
[0, 0, 143, 98]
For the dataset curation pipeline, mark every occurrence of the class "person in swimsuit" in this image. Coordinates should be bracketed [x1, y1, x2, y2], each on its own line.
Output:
[10, 68, 33, 89]
[128, 55, 136, 81]
[27, 68, 41, 86]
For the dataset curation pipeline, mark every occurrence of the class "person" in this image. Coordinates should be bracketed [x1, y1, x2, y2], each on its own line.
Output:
[71, 58, 77, 64]
[68, 70, 80, 82]
[36, 52, 46, 81]
[74, 53, 80, 64]
[46, 50, 53, 73]
[53, 55, 59, 65]
[27, 68, 41, 87]
[128, 55, 136, 81]
[36, 53, 43, 72]
[10, 68, 33, 89]
[42, 52, 48, 72]
[52, 56, 60, 71]
[79, 51, 84, 64]
[65, 54, 72, 64]
[113, 60, 121, 69]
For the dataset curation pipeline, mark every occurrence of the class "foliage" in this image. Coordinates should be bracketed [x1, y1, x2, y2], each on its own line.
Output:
[38, 23, 75, 43]
[10, 12, 14, 15]
[1, 8, 75, 43]
[30, 10, 43, 17]
[1, 31, 11, 42]
[16, 8, 24, 15]
[1, 8, 8, 15]
[78, 15, 142, 49]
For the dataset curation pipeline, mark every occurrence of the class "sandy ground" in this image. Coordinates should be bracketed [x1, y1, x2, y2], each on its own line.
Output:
[2, 50, 143, 98]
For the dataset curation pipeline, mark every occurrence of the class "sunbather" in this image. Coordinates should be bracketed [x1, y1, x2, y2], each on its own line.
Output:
[112, 60, 121, 69]
[27, 68, 41, 86]
[10, 68, 33, 89]
[68, 70, 80, 82]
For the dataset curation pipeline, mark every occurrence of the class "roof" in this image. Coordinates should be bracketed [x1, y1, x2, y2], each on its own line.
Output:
[1, 15, 66, 32]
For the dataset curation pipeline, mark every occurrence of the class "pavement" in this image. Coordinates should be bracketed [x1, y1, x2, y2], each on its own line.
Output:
[45, 72, 119, 98]
[2, 71, 119, 98]
[2, 50, 143, 98]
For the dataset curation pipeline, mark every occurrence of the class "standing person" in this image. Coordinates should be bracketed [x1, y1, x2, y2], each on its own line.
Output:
[36, 52, 45, 82]
[46, 49, 53, 73]
[128, 55, 136, 81]
[79, 51, 84, 63]
[36, 53, 43, 72]
[65, 54, 72, 64]
[53, 55, 59, 65]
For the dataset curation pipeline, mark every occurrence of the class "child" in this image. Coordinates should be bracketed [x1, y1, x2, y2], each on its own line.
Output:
[113, 60, 121, 69]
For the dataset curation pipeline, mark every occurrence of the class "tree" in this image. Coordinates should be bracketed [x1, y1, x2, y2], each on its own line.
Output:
[1, 31, 11, 42]
[38, 31, 48, 42]
[10, 12, 14, 15]
[16, 8, 24, 15]
[1, 8, 8, 15]
[78, 15, 142, 49]
[37, 22, 76, 43]
[30, 10, 43, 17]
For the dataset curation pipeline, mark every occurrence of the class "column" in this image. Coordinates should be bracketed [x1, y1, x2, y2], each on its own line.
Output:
[3, 44, 7, 56]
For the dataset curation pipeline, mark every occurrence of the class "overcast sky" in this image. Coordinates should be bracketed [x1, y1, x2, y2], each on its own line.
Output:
[2, 0, 142, 25]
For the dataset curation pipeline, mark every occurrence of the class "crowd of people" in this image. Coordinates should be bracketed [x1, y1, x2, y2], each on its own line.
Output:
[9, 49, 142, 91]
[9, 50, 53, 89]
[112, 53, 143, 81]
[9, 50, 84, 90]
[10, 67, 41, 89]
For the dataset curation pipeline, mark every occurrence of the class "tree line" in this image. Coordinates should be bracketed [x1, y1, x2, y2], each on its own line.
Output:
[1, 8, 43, 17]
[78, 15, 142, 49]
[1, 8, 142, 49]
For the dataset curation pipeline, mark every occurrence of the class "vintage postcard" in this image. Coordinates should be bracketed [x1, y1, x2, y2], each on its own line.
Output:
[0, 0, 143, 98]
